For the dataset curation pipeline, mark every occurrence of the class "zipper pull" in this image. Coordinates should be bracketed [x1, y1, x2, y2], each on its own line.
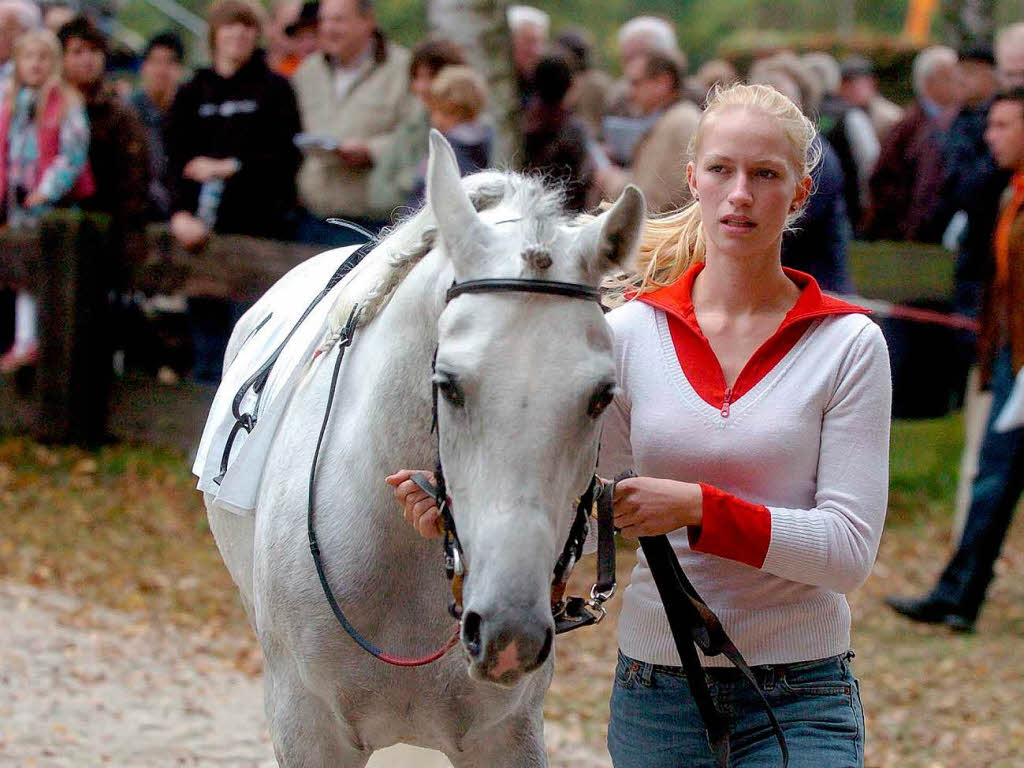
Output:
[721, 387, 732, 418]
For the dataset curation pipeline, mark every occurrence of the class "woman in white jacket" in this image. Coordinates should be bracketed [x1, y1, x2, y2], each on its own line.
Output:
[390, 83, 891, 767]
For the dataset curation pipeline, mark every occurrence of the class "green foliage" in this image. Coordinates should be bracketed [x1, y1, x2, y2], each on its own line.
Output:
[849, 240, 955, 303]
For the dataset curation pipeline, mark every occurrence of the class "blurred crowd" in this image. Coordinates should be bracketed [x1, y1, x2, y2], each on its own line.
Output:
[0, 0, 1023, 384]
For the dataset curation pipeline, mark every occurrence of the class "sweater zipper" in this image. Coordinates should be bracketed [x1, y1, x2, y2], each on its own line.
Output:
[721, 387, 732, 418]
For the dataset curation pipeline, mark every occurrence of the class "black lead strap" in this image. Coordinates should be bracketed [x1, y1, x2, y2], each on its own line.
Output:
[599, 473, 789, 768]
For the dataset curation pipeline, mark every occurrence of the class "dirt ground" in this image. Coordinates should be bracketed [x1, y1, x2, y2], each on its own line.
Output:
[2, 436, 1023, 767]
[0, 581, 609, 767]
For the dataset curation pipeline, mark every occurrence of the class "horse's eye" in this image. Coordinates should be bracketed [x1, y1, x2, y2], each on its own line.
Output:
[434, 375, 465, 407]
[587, 383, 616, 419]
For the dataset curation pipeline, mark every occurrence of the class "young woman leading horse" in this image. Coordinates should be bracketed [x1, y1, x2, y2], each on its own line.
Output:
[390, 83, 892, 767]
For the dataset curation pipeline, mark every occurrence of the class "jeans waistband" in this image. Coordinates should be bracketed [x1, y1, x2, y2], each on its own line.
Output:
[627, 650, 854, 687]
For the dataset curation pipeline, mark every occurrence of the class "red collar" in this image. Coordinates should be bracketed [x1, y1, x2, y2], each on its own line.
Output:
[637, 262, 870, 412]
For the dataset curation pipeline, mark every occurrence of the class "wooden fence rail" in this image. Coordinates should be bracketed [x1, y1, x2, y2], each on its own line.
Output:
[1, 211, 322, 446]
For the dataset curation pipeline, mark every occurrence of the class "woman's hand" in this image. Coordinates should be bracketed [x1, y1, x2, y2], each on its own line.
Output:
[386, 469, 443, 539]
[612, 477, 703, 539]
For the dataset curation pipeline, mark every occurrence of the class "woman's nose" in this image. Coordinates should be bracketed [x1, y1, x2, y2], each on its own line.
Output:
[727, 177, 754, 205]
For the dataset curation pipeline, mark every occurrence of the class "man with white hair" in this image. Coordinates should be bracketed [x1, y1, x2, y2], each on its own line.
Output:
[605, 15, 681, 119]
[0, 0, 41, 78]
[616, 15, 677, 64]
[507, 5, 548, 104]
[862, 45, 958, 241]
[995, 22, 1024, 87]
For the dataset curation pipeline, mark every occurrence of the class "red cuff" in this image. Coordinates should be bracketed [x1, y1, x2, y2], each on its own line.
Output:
[687, 483, 771, 568]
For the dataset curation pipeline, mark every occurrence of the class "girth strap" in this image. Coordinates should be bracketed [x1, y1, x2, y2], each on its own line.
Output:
[598, 473, 789, 768]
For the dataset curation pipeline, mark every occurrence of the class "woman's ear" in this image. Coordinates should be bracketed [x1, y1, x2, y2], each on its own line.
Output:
[686, 161, 698, 201]
[791, 174, 813, 212]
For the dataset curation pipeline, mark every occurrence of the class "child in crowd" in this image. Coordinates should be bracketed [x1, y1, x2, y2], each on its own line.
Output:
[408, 65, 492, 208]
[0, 28, 92, 372]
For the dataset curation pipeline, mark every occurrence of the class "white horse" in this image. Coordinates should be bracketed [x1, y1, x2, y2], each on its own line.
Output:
[201, 132, 645, 766]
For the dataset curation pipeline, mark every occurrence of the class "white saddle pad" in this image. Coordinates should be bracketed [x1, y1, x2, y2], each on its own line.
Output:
[192, 245, 362, 516]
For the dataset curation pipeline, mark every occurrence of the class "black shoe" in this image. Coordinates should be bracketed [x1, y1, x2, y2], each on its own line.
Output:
[944, 613, 976, 634]
[884, 594, 957, 624]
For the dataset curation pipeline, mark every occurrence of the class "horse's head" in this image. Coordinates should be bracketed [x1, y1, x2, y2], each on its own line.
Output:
[426, 132, 645, 686]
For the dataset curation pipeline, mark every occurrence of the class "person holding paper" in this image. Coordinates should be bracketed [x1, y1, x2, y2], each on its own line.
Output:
[887, 87, 1024, 633]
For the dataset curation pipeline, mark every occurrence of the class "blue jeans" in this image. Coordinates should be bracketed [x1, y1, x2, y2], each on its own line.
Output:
[608, 651, 864, 768]
[932, 346, 1024, 619]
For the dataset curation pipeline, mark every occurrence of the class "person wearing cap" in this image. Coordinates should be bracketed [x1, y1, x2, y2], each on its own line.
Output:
[820, 56, 881, 231]
[130, 31, 184, 221]
[839, 54, 903, 142]
[278, 1, 319, 77]
[291, 0, 413, 245]
[863, 46, 959, 242]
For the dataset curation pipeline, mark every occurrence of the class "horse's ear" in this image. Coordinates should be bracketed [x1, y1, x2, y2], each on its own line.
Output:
[427, 129, 483, 259]
[577, 185, 646, 279]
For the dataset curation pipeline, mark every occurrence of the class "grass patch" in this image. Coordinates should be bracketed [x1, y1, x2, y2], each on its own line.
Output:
[849, 240, 955, 303]
[0, 437, 245, 636]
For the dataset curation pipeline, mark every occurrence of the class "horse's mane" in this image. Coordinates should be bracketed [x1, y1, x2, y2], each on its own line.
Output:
[348, 170, 569, 328]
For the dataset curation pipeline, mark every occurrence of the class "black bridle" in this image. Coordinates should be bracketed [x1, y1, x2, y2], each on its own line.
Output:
[425, 277, 616, 635]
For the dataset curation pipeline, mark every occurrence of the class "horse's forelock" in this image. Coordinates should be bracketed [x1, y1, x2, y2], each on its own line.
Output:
[353, 171, 568, 326]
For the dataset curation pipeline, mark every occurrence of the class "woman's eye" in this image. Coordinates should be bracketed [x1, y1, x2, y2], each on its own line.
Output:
[436, 377, 464, 407]
[587, 384, 616, 419]
[707, 165, 726, 173]
[756, 168, 780, 179]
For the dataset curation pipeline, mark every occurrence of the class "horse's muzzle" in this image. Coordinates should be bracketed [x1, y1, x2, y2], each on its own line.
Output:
[462, 608, 554, 686]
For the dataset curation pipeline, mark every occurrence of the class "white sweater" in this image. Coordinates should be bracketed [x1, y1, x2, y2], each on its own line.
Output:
[600, 267, 892, 667]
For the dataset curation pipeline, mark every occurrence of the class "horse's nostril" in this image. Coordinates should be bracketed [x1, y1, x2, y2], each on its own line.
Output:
[462, 611, 483, 659]
[536, 626, 553, 667]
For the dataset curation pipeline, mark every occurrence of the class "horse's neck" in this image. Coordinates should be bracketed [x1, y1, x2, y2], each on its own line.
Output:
[342, 247, 451, 462]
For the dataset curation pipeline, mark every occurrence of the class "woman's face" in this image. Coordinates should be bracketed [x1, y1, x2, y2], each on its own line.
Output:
[686, 106, 810, 259]
[17, 43, 54, 88]
[214, 21, 259, 64]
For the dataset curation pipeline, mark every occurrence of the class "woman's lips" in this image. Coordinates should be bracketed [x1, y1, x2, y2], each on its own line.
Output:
[720, 215, 756, 232]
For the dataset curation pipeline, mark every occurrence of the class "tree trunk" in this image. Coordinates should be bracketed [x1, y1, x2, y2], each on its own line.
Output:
[427, 0, 521, 167]
[941, 0, 996, 46]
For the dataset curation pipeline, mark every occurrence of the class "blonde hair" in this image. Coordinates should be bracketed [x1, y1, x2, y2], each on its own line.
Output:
[430, 65, 487, 122]
[608, 82, 821, 299]
[5, 28, 78, 124]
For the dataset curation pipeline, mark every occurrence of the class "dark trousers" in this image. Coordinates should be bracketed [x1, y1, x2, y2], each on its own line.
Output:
[933, 347, 1024, 619]
[187, 297, 247, 385]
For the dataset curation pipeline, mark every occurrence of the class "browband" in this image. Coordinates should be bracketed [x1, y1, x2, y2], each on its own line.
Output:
[446, 279, 601, 304]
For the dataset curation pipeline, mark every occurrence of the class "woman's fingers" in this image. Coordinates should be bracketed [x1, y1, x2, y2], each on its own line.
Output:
[415, 508, 443, 539]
